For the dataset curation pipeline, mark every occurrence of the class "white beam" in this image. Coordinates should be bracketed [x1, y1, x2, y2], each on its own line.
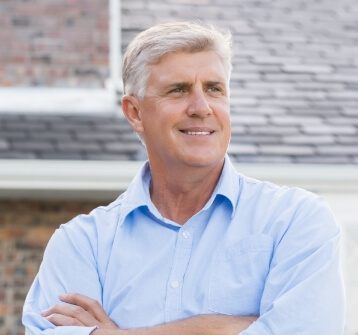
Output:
[108, 0, 122, 95]
[0, 159, 358, 200]
[0, 88, 117, 114]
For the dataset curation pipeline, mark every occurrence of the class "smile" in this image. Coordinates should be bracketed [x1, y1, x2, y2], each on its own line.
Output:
[179, 129, 215, 136]
[184, 131, 211, 136]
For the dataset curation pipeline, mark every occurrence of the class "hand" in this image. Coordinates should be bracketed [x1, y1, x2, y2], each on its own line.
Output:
[41, 293, 119, 329]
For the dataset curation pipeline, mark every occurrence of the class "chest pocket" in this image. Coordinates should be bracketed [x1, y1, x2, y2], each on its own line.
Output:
[208, 234, 273, 316]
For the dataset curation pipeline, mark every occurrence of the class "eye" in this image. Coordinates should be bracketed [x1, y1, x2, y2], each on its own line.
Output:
[170, 87, 186, 93]
[207, 85, 224, 95]
[208, 86, 220, 92]
[167, 86, 188, 97]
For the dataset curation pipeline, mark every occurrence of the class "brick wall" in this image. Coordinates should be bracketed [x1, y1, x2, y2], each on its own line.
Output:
[0, 199, 105, 335]
[0, 0, 109, 87]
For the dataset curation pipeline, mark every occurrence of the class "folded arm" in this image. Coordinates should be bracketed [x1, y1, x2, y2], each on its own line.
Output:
[96, 315, 256, 335]
[42, 293, 257, 335]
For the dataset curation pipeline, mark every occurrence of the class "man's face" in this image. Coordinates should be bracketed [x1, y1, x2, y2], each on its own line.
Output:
[136, 51, 231, 170]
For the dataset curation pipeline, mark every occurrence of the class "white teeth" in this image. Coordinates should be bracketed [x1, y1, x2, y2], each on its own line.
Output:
[185, 131, 211, 136]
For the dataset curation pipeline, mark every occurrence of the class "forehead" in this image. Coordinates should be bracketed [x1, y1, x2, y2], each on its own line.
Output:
[147, 51, 228, 86]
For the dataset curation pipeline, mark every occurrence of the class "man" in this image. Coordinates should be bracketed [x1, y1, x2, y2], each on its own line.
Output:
[23, 22, 345, 334]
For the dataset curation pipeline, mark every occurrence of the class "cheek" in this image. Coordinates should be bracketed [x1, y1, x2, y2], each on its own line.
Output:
[215, 104, 231, 125]
[155, 102, 187, 125]
[160, 100, 187, 114]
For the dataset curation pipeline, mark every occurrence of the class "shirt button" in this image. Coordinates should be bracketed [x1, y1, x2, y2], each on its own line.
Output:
[182, 231, 190, 239]
[171, 280, 180, 288]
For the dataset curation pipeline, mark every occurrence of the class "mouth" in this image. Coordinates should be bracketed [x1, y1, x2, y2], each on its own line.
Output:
[179, 128, 215, 136]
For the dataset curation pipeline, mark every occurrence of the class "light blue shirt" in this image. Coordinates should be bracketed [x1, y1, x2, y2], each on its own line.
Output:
[23, 157, 345, 334]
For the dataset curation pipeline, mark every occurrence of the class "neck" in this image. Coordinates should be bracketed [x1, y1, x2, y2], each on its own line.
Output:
[149, 159, 224, 224]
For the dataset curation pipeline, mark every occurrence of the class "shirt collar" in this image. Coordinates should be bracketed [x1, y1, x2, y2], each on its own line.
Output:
[116, 161, 152, 223]
[205, 155, 240, 218]
[117, 155, 240, 224]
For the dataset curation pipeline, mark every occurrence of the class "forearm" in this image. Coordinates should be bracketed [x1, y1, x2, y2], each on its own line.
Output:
[94, 315, 257, 335]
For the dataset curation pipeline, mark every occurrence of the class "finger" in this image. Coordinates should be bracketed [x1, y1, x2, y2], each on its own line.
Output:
[45, 313, 85, 327]
[60, 293, 109, 322]
[42, 303, 98, 326]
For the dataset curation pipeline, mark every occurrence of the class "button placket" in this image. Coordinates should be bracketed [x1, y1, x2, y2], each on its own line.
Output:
[164, 228, 193, 322]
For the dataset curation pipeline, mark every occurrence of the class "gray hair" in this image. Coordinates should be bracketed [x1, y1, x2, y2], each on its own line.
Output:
[122, 21, 232, 98]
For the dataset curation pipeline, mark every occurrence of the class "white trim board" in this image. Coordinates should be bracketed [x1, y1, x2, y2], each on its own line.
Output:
[0, 88, 119, 114]
[0, 159, 357, 200]
[109, 0, 122, 94]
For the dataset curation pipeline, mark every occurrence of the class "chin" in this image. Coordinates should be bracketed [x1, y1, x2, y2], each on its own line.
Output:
[180, 153, 224, 169]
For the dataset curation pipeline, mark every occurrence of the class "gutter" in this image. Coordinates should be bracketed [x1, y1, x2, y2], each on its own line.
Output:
[0, 160, 357, 200]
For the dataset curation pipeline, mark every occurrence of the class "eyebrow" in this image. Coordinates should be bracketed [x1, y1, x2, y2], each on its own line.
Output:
[165, 82, 191, 90]
[205, 81, 225, 86]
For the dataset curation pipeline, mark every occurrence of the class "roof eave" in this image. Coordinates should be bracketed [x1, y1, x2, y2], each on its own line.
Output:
[0, 159, 357, 200]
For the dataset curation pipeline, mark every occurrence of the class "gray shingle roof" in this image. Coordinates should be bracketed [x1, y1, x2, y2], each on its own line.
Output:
[0, 114, 144, 160]
[1, 0, 358, 164]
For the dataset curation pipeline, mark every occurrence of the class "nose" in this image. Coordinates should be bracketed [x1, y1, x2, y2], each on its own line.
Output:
[186, 88, 212, 118]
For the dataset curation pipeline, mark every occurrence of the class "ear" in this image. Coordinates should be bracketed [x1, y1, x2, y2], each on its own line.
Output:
[121, 95, 144, 134]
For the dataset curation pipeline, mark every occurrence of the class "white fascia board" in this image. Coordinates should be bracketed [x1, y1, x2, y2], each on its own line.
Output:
[237, 164, 358, 193]
[0, 88, 120, 115]
[0, 159, 138, 200]
[109, 0, 122, 94]
[0, 159, 357, 200]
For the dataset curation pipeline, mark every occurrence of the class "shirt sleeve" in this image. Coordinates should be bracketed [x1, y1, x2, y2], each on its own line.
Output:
[22, 215, 102, 335]
[240, 195, 345, 335]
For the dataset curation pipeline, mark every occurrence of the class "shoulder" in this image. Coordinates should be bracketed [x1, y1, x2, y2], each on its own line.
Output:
[235, 172, 339, 239]
[238, 172, 326, 213]
[46, 193, 127, 252]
